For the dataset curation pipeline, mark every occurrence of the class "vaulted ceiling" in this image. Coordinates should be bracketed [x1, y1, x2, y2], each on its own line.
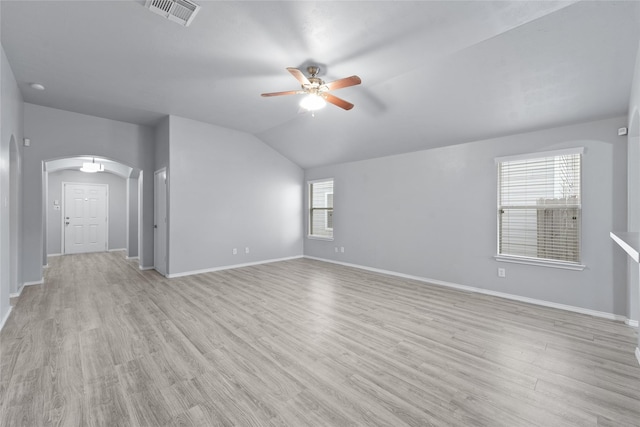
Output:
[2, 1, 639, 168]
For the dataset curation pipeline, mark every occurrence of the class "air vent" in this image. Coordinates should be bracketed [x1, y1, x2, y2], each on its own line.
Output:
[145, 0, 201, 27]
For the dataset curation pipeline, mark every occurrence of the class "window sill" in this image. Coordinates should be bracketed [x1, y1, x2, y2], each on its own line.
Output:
[495, 255, 585, 271]
[307, 235, 334, 241]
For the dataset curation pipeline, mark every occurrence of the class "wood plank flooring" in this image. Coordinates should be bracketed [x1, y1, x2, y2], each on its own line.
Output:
[1, 252, 639, 426]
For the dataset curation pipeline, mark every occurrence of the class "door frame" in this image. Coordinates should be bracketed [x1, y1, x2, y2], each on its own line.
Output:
[62, 182, 109, 254]
[154, 168, 168, 276]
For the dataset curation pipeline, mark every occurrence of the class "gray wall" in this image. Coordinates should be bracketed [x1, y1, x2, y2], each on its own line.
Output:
[627, 42, 640, 350]
[153, 116, 170, 268]
[127, 177, 138, 258]
[305, 116, 628, 317]
[167, 115, 303, 276]
[1, 44, 25, 325]
[155, 116, 170, 171]
[23, 103, 155, 283]
[47, 170, 127, 255]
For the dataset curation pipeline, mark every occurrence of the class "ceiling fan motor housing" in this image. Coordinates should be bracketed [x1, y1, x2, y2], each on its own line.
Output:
[306, 77, 324, 93]
[305, 67, 324, 92]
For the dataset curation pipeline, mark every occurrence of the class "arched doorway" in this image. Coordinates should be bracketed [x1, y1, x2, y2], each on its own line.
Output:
[43, 156, 142, 263]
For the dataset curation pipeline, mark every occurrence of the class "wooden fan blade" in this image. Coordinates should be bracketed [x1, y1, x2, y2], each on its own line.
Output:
[287, 67, 311, 86]
[323, 75, 361, 91]
[261, 90, 304, 97]
[323, 93, 354, 110]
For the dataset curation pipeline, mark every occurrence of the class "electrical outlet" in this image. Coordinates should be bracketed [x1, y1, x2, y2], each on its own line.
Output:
[245, 247, 249, 254]
[498, 267, 506, 278]
[335, 247, 339, 253]
[232, 248, 237, 255]
[340, 247, 345, 253]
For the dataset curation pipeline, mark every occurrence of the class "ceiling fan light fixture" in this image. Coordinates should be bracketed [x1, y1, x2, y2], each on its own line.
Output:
[300, 94, 326, 111]
[80, 158, 104, 173]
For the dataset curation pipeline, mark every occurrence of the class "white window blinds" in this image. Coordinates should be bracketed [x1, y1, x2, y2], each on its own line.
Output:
[309, 179, 334, 238]
[497, 150, 582, 264]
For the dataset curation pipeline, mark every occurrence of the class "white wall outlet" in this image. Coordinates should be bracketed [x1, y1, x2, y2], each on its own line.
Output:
[498, 267, 506, 278]
[335, 247, 338, 253]
[340, 247, 345, 253]
[245, 247, 249, 254]
[232, 248, 237, 255]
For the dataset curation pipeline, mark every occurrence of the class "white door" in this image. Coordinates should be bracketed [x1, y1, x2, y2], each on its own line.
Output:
[154, 169, 168, 276]
[64, 183, 108, 254]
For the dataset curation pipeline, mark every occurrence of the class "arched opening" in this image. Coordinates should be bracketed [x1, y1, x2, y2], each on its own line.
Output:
[43, 155, 143, 265]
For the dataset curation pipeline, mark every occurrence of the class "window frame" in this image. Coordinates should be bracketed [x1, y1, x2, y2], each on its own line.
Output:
[308, 178, 334, 241]
[494, 148, 586, 271]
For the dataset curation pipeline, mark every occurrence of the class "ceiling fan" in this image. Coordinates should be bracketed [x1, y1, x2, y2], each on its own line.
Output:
[261, 66, 361, 111]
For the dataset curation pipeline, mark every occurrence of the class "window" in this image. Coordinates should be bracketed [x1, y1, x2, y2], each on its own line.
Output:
[309, 179, 333, 239]
[497, 149, 583, 267]
[325, 193, 333, 230]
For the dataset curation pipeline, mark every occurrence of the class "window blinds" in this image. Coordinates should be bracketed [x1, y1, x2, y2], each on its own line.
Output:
[498, 151, 581, 263]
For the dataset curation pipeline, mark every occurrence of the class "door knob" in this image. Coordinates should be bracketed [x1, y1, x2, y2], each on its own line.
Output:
[65, 222, 70, 225]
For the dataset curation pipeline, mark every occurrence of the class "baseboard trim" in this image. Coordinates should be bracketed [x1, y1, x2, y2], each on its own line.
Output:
[636, 347, 640, 367]
[139, 265, 155, 271]
[626, 319, 639, 328]
[47, 253, 62, 257]
[109, 248, 126, 252]
[167, 255, 304, 279]
[304, 256, 628, 323]
[0, 306, 13, 331]
[10, 279, 42, 299]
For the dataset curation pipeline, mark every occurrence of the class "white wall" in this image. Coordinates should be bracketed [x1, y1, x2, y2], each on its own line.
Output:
[1, 45, 24, 327]
[305, 116, 628, 317]
[23, 103, 155, 283]
[47, 170, 127, 255]
[167, 115, 303, 276]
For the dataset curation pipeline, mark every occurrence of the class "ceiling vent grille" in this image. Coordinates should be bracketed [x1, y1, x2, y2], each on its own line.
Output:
[145, 0, 201, 27]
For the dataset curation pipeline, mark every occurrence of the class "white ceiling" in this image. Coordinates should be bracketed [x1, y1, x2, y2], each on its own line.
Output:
[2, 1, 639, 169]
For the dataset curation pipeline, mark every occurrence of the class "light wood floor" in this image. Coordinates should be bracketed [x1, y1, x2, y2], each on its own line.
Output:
[1, 252, 639, 426]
